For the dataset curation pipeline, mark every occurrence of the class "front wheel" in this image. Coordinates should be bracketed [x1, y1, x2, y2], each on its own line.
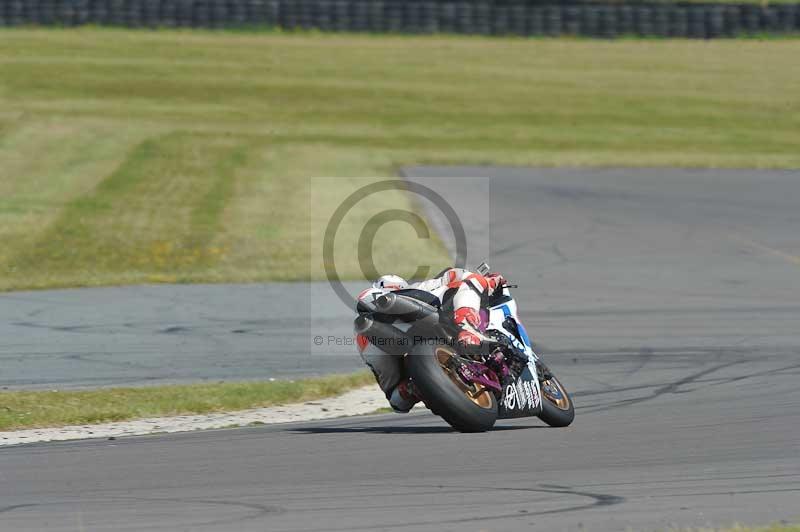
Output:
[538, 371, 575, 427]
[405, 344, 498, 432]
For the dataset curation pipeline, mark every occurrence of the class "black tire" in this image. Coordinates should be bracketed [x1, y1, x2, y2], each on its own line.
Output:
[538, 373, 575, 427]
[405, 344, 498, 433]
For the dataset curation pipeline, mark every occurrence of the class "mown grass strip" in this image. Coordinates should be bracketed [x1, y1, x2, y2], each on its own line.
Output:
[0, 371, 376, 431]
[12, 132, 251, 277]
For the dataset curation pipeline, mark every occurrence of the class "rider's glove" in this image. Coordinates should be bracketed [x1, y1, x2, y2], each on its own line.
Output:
[486, 273, 506, 294]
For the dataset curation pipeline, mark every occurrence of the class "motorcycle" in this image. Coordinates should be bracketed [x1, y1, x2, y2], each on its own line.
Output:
[354, 267, 574, 432]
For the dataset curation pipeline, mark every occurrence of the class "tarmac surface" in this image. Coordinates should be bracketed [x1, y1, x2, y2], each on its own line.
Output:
[0, 282, 363, 389]
[1, 167, 799, 531]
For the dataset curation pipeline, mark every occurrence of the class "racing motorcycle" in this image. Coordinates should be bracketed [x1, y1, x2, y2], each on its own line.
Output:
[354, 265, 574, 432]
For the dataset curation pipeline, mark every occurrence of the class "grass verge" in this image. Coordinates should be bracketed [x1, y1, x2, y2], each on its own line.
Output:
[0, 371, 375, 431]
[0, 29, 799, 290]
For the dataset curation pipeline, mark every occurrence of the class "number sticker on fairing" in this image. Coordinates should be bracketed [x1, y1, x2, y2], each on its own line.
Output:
[503, 378, 540, 411]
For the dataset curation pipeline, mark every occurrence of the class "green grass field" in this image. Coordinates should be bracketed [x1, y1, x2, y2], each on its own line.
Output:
[0, 371, 374, 430]
[1, 29, 798, 291]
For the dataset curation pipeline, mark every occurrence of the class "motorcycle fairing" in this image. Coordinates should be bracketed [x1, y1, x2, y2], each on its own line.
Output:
[496, 365, 542, 419]
[487, 295, 544, 418]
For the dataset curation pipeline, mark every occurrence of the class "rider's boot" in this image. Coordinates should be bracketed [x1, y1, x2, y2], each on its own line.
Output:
[454, 307, 491, 354]
[388, 378, 421, 413]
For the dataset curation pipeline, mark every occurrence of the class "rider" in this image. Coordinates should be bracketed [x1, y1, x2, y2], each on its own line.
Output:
[356, 268, 506, 413]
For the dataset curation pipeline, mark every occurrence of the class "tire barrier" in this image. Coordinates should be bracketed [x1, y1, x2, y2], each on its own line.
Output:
[1, 0, 798, 38]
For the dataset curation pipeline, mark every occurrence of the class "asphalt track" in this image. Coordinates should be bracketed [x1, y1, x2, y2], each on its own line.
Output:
[0, 283, 364, 389]
[2, 167, 800, 531]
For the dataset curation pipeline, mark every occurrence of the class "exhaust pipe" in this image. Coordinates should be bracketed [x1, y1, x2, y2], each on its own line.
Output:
[353, 314, 412, 356]
[374, 293, 439, 328]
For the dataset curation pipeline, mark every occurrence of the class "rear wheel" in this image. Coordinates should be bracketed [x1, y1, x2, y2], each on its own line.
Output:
[406, 344, 498, 432]
[538, 372, 575, 427]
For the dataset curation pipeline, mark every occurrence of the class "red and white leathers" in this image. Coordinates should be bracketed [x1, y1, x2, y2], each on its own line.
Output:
[412, 268, 505, 351]
[356, 268, 505, 412]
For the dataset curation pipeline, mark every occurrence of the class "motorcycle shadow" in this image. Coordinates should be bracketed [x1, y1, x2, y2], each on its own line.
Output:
[290, 423, 544, 435]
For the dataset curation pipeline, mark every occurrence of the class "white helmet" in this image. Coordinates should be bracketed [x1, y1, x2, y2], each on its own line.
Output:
[372, 274, 408, 290]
